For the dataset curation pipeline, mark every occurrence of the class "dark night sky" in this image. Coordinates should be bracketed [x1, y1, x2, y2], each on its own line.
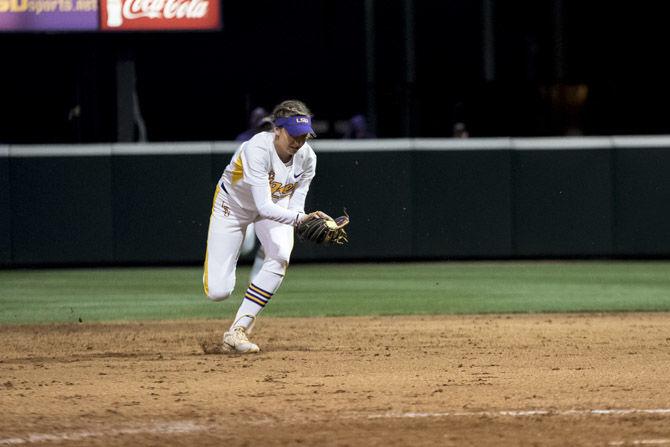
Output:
[1, 0, 669, 143]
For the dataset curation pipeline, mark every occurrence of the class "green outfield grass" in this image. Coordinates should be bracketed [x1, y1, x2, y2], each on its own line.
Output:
[1, 261, 670, 325]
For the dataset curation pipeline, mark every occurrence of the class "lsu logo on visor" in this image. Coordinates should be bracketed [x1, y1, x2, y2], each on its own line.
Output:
[296, 117, 309, 124]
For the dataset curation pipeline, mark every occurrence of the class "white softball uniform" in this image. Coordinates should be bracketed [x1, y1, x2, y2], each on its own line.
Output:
[203, 131, 316, 301]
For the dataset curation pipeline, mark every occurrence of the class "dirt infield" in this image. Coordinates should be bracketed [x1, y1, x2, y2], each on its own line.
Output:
[1, 313, 670, 446]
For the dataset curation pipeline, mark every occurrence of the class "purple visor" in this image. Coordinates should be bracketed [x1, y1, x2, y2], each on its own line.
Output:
[274, 115, 315, 137]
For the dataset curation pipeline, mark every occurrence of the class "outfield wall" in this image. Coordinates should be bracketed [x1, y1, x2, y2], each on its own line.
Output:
[1, 137, 670, 266]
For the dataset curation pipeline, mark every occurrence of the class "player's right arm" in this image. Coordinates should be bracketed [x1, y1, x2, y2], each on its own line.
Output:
[242, 143, 306, 226]
[250, 185, 305, 226]
[288, 148, 316, 214]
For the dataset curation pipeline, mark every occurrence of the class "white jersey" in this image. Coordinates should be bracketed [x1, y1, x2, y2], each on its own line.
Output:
[219, 131, 316, 224]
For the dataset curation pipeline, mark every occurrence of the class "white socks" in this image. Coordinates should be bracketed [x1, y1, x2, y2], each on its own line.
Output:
[231, 269, 283, 330]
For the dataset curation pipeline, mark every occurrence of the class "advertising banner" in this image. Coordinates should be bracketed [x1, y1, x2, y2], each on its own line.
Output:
[0, 0, 98, 31]
[100, 0, 219, 31]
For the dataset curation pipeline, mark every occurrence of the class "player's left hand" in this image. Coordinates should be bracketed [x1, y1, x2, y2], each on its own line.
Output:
[296, 210, 350, 245]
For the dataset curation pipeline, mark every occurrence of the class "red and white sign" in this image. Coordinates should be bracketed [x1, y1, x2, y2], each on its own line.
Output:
[100, 0, 220, 31]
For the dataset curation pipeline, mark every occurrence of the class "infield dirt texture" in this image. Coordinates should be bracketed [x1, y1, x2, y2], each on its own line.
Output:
[1, 314, 670, 446]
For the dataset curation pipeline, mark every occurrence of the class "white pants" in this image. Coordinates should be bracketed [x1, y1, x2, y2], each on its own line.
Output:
[203, 185, 294, 301]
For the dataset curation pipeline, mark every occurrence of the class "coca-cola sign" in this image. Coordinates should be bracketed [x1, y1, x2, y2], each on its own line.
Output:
[100, 0, 220, 30]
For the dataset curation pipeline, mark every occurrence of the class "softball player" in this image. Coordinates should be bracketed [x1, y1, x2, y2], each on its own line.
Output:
[203, 99, 326, 353]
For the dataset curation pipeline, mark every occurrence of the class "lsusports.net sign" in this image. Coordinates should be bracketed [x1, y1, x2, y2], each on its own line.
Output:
[100, 0, 219, 30]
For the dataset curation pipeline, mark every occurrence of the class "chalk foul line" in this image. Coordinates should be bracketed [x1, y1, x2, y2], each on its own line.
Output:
[609, 440, 670, 446]
[2, 410, 670, 445]
[367, 408, 670, 419]
[0, 420, 207, 445]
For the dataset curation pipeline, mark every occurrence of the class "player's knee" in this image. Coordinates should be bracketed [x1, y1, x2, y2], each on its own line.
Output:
[203, 265, 236, 301]
[205, 289, 233, 301]
[204, 277, 235, 301]
[263, 255, 290, 277]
